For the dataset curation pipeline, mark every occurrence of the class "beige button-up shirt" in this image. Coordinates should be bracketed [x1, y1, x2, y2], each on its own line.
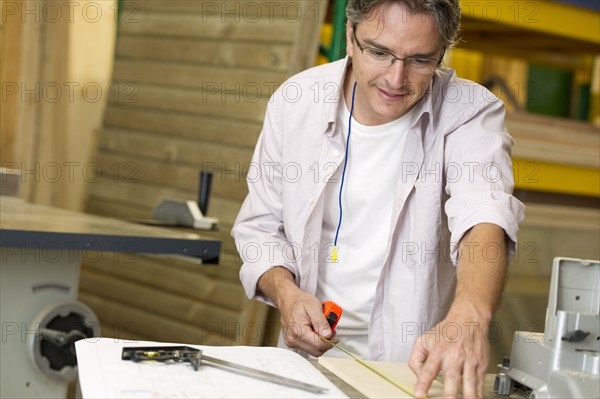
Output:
[232, 57, 525, 361]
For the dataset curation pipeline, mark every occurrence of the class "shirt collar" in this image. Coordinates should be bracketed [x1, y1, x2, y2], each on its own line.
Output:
[323, 57, 351, 136]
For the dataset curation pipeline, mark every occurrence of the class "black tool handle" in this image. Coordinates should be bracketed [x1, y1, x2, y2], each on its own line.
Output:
[198, 170, 213, 216]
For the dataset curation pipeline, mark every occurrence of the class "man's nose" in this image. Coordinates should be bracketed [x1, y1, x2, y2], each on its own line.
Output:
[386, 59, 409, 88]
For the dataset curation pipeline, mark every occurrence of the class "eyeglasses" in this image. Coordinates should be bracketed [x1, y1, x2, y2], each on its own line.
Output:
[352, 26, 443, 75]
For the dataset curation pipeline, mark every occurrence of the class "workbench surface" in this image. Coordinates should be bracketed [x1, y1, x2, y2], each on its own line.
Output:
[0, 196, 220, 261]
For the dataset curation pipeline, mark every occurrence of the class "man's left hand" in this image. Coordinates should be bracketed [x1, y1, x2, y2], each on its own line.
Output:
[408, 305, 490, 399]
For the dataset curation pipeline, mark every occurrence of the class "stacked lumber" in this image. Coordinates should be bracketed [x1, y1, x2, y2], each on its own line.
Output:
[508, 112, 600, 168]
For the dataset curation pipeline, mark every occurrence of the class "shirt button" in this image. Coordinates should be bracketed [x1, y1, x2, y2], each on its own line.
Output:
[308, 196, 315, 204]
[332, 150, 340, 157]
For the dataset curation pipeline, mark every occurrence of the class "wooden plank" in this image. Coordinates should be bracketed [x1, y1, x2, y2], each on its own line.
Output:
[130, 0, 322, 20]
[86, 195, 153, 220]
[512, 139, 599, 169]
[112, 59, 288, 92]
[81, 256, 243, 309]
[94, 151, 248, 202]
[88, 177, 242, 226]
[146, 253, 242, 282]
[86, 177, 192, 209]
[110, 82, 269, 123]
[507, 113, 600, 168]
[34, 3, 70, 208]
[16, 8, 44, 204]
[507, 112, 599, 145]
[97, 128, 253, 168]
[103, 105, 261, 148]
[287, 0, 327, 74]
[116, 36, 291, 71]
[79, 292, 240, 346]
[0, 5, 22, 164]
[79, 269, 240, 326]
[521, 203, 600, 231]
[61, 0, 118, 211]
[120, 12, 297, 42]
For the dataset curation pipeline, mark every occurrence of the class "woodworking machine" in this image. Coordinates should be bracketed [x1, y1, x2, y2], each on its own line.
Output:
[495, 257, 600, 399]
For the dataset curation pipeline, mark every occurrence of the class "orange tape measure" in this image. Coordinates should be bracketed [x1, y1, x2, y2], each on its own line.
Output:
[322, 301, 342, 331]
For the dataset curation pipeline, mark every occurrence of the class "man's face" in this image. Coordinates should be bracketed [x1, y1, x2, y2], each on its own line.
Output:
[346, 3, 443, 126]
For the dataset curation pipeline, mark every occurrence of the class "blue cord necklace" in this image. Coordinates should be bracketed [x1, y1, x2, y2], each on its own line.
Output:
[331, 81, 357, 262]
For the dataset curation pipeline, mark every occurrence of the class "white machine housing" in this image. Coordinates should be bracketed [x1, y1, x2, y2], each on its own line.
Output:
[507, 257, 599, 399]
[1, 248, 99, 398]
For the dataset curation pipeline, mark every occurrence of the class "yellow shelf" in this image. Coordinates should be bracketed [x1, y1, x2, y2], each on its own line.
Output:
[459, 0, 600, 68]
[513, 159, 600, 197]
[460, 0, 600, 45]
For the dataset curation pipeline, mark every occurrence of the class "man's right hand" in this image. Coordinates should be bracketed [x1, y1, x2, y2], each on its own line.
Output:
[257, 267, 337, 356]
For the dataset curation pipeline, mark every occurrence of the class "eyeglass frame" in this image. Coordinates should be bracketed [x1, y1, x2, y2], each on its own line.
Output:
[351, 24, 445, 74]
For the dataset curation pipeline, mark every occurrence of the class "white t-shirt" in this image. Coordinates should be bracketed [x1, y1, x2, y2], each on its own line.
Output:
[316, 96, 414, 358]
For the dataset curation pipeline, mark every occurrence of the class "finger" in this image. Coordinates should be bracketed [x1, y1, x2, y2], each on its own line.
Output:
[413, 355, 442, 398]
[308, 309, 332, 338]
[299, 338, 335, 357]
[304, 327, 338, 356]
[476, 362, 486, 398]
[476, 340, 489, 398]
[281, 318, 305, 348]
[442, 364, 462, 399]
[328, 330, 339, 343]
[462, 357, 478, 399]
[283, 325, 334, 357]
[408, 338, 427, 374]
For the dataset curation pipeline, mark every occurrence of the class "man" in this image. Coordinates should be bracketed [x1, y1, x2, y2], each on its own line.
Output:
[232, 0, 525, 398]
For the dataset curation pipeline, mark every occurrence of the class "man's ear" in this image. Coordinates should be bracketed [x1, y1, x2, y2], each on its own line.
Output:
[346, 21, 354, 57]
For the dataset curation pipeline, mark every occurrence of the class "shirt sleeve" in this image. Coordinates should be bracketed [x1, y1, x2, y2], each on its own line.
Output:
[444, 96, 526, 264]
[231, 95, 299, 305]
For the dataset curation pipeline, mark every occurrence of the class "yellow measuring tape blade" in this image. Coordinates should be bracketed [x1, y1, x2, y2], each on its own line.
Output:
[319, 336, 427, 399]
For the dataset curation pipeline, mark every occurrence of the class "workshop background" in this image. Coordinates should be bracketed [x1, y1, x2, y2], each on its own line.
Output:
[1, 0, 599, 376]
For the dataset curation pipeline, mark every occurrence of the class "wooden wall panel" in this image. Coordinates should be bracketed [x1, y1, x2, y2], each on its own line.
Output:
[83, 0, 328, 346]
[109, 83, 269, 122]
[119, 13, 298, 41]
[93, 153, 248, 201]
[112, 60, 288, 90]
[116, 37, 292, 72]
[104, 106, 262, 147]
[98, 128, 253, 167]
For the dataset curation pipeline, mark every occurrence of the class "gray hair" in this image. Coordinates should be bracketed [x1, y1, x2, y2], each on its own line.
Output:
[346, 0, 461, 49]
